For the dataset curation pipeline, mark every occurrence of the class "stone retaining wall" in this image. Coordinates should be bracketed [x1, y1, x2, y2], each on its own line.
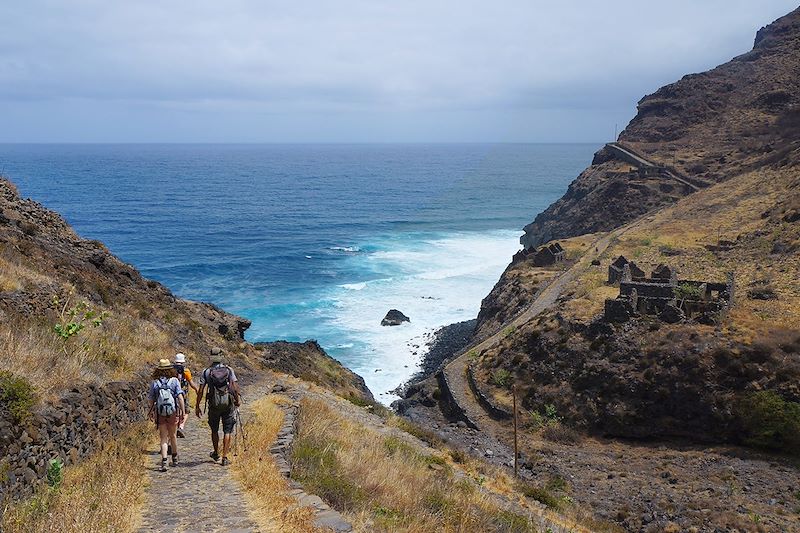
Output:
[435, 370, 478, 429]
[0, 377, 146, 499]
[466, 364, 512, 421]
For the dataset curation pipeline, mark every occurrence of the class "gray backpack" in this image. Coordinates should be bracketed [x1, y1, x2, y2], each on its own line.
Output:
[155, 378, 176, 417]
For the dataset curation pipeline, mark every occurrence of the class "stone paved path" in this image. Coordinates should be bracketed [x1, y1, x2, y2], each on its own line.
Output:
[137, 399, 263, 532]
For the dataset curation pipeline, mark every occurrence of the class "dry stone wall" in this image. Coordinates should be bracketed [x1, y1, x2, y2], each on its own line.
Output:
[0, 378, 146, 499]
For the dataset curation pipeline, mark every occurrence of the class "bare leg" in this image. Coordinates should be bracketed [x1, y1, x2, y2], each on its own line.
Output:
[222, 433, 232, 458]
[169, 420, 178, 457]
[158, 422, 169, 459]
[211, 430, 220, 454]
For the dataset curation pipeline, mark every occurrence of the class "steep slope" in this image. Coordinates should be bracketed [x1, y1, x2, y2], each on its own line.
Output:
[521, 6, 800, 248]
[477, 6, 800, 449]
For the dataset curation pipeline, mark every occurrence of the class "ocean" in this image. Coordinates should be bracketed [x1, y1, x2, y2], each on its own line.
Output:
[0, 143, 597, 402]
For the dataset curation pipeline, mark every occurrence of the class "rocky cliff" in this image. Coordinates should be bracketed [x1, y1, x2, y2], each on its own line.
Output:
[467, 7, 800, 448]
[521, 6, 800, 248]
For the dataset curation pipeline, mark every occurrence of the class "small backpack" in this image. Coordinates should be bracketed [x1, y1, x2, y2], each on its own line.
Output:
[206, 365, 232, 412]
[174, 363, 189, 392]
[155, 378, 177, 417]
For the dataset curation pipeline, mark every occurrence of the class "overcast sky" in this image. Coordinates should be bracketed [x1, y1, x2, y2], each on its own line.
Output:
[0, 1, 796, 143]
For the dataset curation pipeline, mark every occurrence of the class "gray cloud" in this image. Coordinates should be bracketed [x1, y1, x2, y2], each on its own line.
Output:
[0, 0, 796, 141]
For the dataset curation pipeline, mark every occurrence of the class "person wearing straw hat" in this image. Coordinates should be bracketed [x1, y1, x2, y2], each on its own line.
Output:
[195, 347, 240, 466]
[148, 358, 185, 472]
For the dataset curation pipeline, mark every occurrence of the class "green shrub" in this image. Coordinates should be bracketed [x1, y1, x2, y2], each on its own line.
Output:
[291, 439, 367, 510]
[0, 371, 36, 423]
[373, 505, 405, 528]
[491, 369, 513, 388]
[675, 282, 704, 305]
[517, 481, 562, 510]
[737, 391, 800, 453]
[493, 509, 536, 532]
[46, 459, 63, 489]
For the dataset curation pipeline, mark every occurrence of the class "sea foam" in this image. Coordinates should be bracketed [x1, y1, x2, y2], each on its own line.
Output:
[324, 229, 521, 403]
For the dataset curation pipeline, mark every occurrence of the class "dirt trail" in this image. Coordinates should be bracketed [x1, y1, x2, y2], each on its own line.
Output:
[443, 230, 618, 435]
[137, 385, 269, 533]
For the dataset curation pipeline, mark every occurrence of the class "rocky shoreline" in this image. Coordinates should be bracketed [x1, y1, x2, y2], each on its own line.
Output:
[391, 319, 476, 399]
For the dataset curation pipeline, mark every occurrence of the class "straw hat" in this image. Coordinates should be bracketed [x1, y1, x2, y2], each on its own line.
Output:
[156, 358, 173, 370]
[210, 347, 224, 363]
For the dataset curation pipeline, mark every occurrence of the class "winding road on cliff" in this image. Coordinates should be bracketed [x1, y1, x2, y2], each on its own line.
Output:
[442, 229, 623, 436]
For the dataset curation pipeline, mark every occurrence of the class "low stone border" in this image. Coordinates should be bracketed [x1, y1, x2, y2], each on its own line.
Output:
[269, 385, 353, 532]
[466, 364, 512, 421]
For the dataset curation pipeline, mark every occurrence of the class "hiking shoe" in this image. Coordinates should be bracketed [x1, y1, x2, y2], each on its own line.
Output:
[171, 455, 178, 467]
[177, 428, 185, 438]
[209, 451, 220, 462]
[221, 457, 230, 467]
[159, 459, 167, 473]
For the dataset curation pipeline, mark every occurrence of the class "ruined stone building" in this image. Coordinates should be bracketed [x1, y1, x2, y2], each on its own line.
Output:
[604, 261, 734, 324]
[531, 242, 565, 267]
[608, 255, 645, 284]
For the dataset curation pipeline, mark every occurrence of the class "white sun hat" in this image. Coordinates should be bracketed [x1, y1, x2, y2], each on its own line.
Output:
[174, 353, 186, 363]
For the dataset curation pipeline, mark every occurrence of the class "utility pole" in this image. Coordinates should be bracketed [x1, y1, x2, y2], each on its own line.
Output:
[614, 123, 618, 141]
[512, 384, 518, 478]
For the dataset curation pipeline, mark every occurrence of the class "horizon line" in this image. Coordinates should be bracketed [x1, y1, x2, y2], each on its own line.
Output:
[0, 140, 609, 146]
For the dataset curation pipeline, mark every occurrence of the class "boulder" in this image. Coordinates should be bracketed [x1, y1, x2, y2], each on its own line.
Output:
[381, 309, 410, 326]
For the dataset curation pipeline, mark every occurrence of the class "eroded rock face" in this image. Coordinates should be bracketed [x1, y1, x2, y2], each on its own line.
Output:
[520, 6, 800, 248]
[255, 340, 374, 403]
[381, 309, 410, 326]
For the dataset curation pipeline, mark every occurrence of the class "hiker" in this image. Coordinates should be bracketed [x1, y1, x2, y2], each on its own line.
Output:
[195, 348, 241, 466]
[172, 352, 199, 438]
[148, 358, 185, 472]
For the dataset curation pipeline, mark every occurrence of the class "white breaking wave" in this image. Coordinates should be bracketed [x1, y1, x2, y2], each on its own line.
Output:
[339, 282, 367, 291]
[329, 246, 361, 252]
[327, 230, 521, 404]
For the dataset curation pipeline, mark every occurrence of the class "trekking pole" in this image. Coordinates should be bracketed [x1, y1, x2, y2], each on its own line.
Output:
[236, 408, 248, 452]
[233, 421, 239, 457]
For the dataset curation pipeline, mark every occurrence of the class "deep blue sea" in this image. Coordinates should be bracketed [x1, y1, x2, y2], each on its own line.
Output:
[0, 143, 597, 401]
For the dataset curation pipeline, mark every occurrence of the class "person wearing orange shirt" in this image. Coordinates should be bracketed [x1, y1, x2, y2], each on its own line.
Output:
[173, 353, 199, 438]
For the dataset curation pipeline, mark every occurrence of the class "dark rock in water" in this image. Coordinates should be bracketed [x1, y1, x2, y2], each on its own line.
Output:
[381, 309, 410, 326]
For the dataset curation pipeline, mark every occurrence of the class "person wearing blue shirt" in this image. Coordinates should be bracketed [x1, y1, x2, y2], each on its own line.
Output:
[147, 358, 185, 472]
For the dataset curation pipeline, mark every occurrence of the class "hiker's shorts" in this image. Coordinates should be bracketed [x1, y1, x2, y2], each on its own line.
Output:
[208, 408, 235, 434]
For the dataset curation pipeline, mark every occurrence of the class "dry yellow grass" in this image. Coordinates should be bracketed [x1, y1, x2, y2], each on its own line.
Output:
[3, 312, 172, 403]
[1, 422, 149, 533]
[0, 250, 53, 292]
[232, 396, 320, 533]
[292, 397, 543, 533]
[561, 166, 800, 336]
